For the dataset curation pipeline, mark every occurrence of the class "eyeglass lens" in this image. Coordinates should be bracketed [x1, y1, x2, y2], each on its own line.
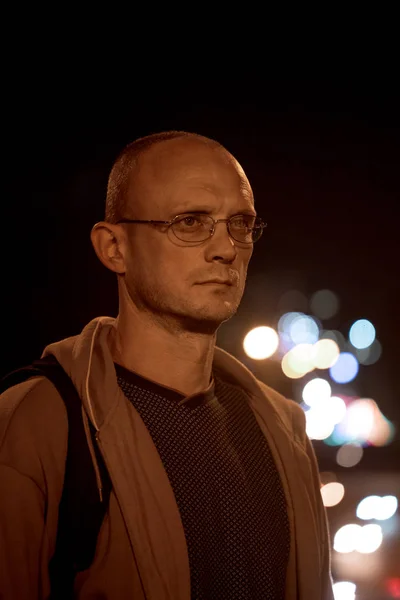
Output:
[171, 214, 263, 243]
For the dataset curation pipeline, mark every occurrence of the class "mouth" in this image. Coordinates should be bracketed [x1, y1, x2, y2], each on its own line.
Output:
[198, 279, 234, 286]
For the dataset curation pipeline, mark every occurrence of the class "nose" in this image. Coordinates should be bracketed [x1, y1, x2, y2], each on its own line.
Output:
[204, 220, 237, 264]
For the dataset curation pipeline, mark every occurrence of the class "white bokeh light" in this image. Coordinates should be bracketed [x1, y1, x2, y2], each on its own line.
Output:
[305, 407, 335, 440]
[243, 326, 279, 360]
[378, 495, 398, 520]
[357, 495, 398, 521]
[329, 396, 347, 424]
[302, 378, 332, 407]
[356, 495, 382, 520]
[356, 524, 383, 553]
[334, 524, 361, 553]
[332, 581, 356, 600]
[320, 482, 345, 507]
[334, 523, 383, 554]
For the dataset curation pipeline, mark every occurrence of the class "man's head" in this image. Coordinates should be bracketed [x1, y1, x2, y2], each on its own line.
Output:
[91, 131, 261, 334]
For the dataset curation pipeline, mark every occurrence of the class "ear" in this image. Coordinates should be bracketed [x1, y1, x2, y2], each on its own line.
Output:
[90, 222, 127, 274]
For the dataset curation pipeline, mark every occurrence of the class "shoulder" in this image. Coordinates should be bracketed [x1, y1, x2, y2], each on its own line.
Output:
[0, 376, 68, 493]
[212, 347, 307, 444]
[0, 376, 68, 443]
[256, 379, 307, 446]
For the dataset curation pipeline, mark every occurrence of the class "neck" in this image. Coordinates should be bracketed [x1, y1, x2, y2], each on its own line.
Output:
[109, 309, 217, 397]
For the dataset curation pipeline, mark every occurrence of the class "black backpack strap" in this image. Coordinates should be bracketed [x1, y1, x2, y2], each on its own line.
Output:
[0, 356, 112, 599]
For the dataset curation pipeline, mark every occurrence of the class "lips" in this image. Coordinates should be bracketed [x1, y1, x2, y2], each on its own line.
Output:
[198, 279, 234, 286]
[197, 270, 239, 286]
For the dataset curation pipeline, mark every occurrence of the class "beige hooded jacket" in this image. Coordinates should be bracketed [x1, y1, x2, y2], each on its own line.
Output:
[0, 317, 334, 599]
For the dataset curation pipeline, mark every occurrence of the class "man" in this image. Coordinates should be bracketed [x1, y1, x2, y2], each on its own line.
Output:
[0, 131, 334, 599]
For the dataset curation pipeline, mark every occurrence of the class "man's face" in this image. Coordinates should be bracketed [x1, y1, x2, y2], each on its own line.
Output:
[121, 139, 256, 333]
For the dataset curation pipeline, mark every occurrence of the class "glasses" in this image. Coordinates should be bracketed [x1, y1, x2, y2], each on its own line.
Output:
[116, 213, 267, 244]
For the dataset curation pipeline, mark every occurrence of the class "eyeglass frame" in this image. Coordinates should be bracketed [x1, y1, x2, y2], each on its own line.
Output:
[115, 213, 267, 244]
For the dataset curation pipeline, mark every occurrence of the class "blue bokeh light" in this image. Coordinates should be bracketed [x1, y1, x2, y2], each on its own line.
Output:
[290, 314, 320, 344]
[329, 352, 359, 384]
[349, 319, 376, 349]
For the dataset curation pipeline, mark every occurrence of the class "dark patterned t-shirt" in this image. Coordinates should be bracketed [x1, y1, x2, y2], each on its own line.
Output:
[116, 363, 290, 599]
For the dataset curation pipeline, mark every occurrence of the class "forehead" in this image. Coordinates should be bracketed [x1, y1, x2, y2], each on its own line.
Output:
[128, 138, 254, 215]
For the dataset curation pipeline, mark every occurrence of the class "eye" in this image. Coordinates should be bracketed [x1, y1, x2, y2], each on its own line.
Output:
[175, 214, 209, 230]
[182, 215, 201, 227]
[173, 214, 208, 232]
[231, 215, 256, 229]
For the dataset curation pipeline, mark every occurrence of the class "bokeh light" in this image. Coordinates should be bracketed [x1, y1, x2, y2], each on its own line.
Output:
[334, 524, 362, 553]
[368, 410, 396, 447]
[328, 396, 347, 424]
[324, 432, 347, 446]
[357, 495, 398, 521]
[332, 581, 356, 600]
[301, 382, 351, 441]
[375, 495, 399, 521]
[305, 406, 335, 440]
[281, 353, 306, 379]
[278, 312, 302, 338]
[312, 338, 340, 369]
[349, 319, 376, 349]
[304, 397, 348, 441]
[335, 398, 396, 446]
[310, 289, 340, 320]
[302, 378, 332, 407]
[243, 326, 279, 359]
[336, 443, 364, 468]
[320, 329, 346, 351]
[329, 352, 359, 384]
[281, 343, 314, 378]
[356, 495, 382, 520]
[386, 578, 400, 599]
[378, 495, 398, 520]
[357, 524, 383, 553]
[321, 482, 345, 507]
[268, 303, 391, 590]
[355, 339, 382, 366]
[339, 399, 375, 443]
[289, 314, 320, 345]
[333, 523, 383, 553]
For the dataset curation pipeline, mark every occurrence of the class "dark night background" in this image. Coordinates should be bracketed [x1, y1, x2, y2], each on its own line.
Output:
[2, 78, 399, 597]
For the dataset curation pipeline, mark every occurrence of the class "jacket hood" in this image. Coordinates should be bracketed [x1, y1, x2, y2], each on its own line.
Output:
[42, 316, 275, 433]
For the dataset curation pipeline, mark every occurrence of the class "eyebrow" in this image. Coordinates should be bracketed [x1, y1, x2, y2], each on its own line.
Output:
[171, 208, 257, 218]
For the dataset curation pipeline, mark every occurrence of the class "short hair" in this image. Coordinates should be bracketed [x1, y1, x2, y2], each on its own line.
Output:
[105, 130, 222, 224]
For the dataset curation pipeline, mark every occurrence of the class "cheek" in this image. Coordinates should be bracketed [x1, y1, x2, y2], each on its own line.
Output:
[238, 249, 253, 273]
[130, 241, 190, 287]
[128, 236, 164, 271]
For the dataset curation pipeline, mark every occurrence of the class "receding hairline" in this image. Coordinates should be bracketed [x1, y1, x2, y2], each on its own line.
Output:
[105, 130, 247, 223]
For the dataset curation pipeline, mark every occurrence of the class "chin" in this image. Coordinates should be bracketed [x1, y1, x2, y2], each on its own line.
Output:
[181, 303, 238, 333]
